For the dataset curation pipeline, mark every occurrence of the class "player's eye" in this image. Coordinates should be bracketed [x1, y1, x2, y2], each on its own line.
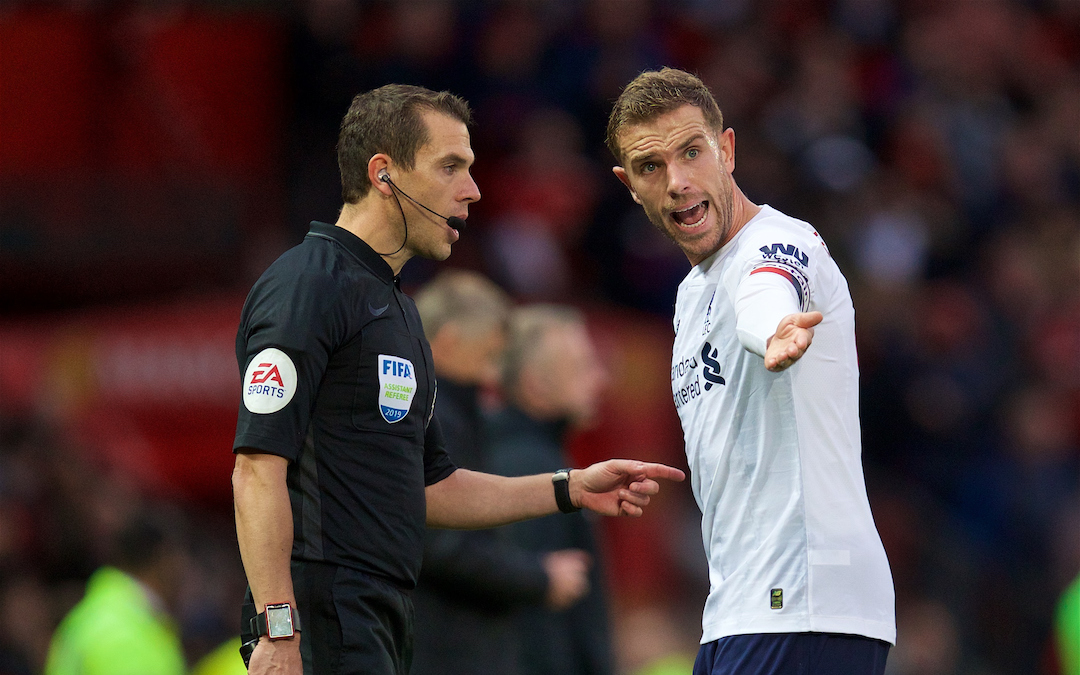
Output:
[687, 148, 699, 159]
[641, 162, 657, 174]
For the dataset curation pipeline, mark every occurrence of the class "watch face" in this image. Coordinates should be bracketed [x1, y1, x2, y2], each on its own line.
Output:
[266, 606, 293, 638]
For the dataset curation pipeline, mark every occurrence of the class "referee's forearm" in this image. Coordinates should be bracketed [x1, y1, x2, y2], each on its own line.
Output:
[426, 468, 558, 529]
[233, 451, 296, 611]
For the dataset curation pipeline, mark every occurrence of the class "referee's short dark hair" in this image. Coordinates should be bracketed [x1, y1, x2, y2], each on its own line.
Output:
[338, 84, 473, 204]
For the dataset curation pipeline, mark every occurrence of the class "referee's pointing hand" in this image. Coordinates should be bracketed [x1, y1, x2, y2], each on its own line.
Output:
[568, 460, 686, 517]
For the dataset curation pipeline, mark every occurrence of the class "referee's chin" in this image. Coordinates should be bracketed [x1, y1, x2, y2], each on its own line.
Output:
[421, 250, 452, 263]
[419, 243, 454, 262]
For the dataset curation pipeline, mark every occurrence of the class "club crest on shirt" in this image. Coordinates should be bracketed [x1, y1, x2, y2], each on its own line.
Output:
[700, 343, 726, 390]
[378, 354, 416, 423]
[243, 348, 297, 414]
[672, 341, 726, 410]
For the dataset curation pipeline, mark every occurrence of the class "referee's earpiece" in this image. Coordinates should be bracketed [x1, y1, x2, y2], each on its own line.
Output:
[377, 169, 466, 247]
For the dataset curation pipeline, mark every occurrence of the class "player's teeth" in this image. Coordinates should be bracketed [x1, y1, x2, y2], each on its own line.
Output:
[673, 201, 706, 226]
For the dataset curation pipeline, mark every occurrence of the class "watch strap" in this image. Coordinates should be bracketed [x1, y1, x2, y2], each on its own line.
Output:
[552, 468, 581, 513]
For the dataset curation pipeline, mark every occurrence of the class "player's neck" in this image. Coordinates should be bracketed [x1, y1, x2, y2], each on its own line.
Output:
[719, 184, 762, 250]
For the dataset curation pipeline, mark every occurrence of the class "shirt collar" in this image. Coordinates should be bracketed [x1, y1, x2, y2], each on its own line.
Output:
[306, 221, 396, 285]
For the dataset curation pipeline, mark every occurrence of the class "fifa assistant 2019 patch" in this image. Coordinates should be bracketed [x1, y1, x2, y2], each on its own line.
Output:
[243, 348, 298, 414]
[378, 354, 417, 423]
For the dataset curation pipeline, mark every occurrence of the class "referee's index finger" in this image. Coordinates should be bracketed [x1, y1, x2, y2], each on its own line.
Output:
[628, 461, 685, 482]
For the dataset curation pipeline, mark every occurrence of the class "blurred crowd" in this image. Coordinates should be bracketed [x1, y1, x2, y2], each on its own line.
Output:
[1, 0, 1077, 674]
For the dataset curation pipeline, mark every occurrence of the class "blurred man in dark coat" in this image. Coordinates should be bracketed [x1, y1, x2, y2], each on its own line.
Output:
[411, 272, 592, 675]
[486, 304, 615, 675]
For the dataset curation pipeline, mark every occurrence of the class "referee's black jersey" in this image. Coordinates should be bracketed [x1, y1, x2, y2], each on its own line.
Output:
[234, 221, 457, 589]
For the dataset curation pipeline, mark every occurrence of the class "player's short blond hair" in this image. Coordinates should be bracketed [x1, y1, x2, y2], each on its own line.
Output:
[606, 67, 724, 165]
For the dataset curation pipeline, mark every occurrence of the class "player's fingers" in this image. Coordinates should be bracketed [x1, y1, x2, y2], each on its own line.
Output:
[791, 328, 813, 351]
[768, 355, 792, 372]
[795, 311, 823, 328]
[619, 501, 644, 517]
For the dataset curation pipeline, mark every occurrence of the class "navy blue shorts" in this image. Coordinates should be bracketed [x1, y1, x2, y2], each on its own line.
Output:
[693, 632, 890, 675]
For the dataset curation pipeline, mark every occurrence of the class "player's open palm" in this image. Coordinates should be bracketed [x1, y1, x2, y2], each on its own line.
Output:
[765, 311, 823, 372]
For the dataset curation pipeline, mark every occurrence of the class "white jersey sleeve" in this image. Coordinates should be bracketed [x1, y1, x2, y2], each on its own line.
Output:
[730, 218, 820, 356]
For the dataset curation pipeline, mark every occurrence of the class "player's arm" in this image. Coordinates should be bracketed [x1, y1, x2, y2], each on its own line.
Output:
[734, 266, 821, 372]
[232, 450, 302, 674]
[425, 460, 685, 529]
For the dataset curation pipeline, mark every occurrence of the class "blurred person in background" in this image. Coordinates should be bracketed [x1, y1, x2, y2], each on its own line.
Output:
[486, 304, 615, 675]
[43, 508, 187, 675]
[482, 107, 601, 300]
[231, 83, 684, 675]
[410, 270, 592, 675]
[607, 68, 895, 675]
[191, 637, 248, 675]
[1056, 573, 1080, 675]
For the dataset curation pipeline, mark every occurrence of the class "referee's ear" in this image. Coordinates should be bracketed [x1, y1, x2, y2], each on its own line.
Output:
[369, 154, 394, 197]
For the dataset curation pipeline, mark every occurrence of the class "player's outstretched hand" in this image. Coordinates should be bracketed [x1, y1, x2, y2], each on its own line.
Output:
[764, 311, 823, 372]
[570, 459, 685, 517]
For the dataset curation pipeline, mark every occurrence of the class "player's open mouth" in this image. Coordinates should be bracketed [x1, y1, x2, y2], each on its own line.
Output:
[671, 201, 708, 228]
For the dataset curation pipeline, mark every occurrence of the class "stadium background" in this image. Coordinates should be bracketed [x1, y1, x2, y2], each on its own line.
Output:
[0, 1, 1076, 673]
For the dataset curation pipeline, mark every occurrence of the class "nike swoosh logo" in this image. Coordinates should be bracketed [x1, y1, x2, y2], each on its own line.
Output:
[369, 303, 389, 316]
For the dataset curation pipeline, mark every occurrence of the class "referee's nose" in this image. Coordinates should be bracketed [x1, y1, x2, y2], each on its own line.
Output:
[461, 172, 481, 205]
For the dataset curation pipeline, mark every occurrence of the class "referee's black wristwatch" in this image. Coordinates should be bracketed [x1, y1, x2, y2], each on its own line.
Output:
[250, 602, 301, 640]
[552, 468, 581, 513]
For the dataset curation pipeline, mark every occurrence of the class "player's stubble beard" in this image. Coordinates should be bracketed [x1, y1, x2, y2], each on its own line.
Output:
[643, 166, 737, 264]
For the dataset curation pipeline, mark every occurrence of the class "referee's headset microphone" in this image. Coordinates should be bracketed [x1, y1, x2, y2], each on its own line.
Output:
[375, 172, 467, 257]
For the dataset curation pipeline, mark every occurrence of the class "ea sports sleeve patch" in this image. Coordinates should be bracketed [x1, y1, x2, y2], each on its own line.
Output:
[243, 348, 298, 414]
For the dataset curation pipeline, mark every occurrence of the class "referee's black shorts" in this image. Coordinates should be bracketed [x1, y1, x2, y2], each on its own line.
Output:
[241, 561, 414, 675]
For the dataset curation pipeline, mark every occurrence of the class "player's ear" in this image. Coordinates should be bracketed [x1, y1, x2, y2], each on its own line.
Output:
[612, 166, 641, 205]
[718, 128, 735, 173]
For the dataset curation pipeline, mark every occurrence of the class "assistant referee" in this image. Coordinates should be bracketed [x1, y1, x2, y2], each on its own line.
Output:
[231, 84, 684, 675]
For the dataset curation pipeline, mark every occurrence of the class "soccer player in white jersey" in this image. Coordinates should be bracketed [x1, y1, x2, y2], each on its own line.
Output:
[606, 68, 896, 675]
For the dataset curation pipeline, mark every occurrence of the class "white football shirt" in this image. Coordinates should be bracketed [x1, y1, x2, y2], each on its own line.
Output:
[671, 205, 895, 645]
